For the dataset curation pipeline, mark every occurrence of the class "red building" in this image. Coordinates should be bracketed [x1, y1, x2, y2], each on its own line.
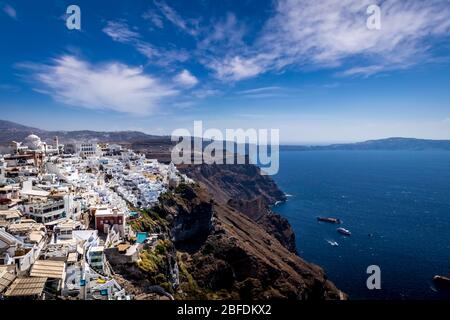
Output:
[92, 207, 125, 235]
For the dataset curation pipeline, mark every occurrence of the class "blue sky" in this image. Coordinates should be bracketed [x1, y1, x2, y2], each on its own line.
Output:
[1, 0, 450, 143]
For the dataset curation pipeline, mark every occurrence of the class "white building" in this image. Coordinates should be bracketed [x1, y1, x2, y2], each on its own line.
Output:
[20, 182, 81, 225]
[1, 222, 46, 273]
[64, 142, 100, 157]
[11, 134, 60, 155]
[87, 246, 104, 272]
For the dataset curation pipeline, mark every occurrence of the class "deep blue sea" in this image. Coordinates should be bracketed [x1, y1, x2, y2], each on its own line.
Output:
[271, 150, 450, 299]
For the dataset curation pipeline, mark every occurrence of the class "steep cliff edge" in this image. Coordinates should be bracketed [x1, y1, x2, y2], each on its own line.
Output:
[178, 164, 296, 253]
[109, 163, 345, 300]
[159, 183, 345, 300]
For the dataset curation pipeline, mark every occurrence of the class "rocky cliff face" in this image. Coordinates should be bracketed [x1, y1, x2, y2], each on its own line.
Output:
[110, 164, 345, 300]
[153, 184, 214, 246]
[179, 164, 296, 253]
[160, 183, 345, 300]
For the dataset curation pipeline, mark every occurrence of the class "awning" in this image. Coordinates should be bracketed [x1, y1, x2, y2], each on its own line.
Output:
[4, 277, 47, 297]
[30, 260, 66, 280]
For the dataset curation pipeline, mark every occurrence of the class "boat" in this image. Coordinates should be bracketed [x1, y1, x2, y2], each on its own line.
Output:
[433, 275, 450, 289]
[317, 217, 342, 224]
[337, 227, 351, 236]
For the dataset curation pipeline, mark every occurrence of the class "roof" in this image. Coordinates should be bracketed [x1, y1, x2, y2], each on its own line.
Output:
[21, 189, 50, 197]
[0, 210, 22, 220]
[8, 222, 44, 234]
[0, 229, 21, 246]
[0, 185, 20, 191]
[94, 207, 112, 216]
[56, 219, 81, 230]
[30, 260, 66, 280]
[0, 267, 16, 293]
[28, 231, 45, 243]
[117, 244, 131, 252]
[4, 277, 47, 297]
[73, 229, 98, 241]
[90, 246, 104, 252]
[67, 252, 78, 263]
[94, 207, 124, 217]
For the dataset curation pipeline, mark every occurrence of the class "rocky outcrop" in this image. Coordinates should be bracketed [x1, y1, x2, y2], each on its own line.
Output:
[178, 163, 286, 206]
[160, 183, 345, 300]
[111, 173, 345, 300]
[154, 184, 214, 246]
[179, 164, 296, 253]
[108, 158, 344, 299]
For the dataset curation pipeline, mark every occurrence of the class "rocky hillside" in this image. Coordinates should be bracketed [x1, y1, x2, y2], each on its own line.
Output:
[112, 181, 345, 300]
[179, 164, 296, 253]
[164, 183, 344, 299]
[0, 119, 166, 144]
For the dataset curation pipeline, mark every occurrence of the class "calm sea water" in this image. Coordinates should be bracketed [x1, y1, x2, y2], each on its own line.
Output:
[272, 150, 450, 299]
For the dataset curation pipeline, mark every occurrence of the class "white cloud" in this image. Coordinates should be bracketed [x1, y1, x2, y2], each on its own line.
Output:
[102, 21, 140, 43]
[142, 10, 164, 28]
[3, 4, 17, 19]
[337, 65, 386, 77]
[238, 86, 282, 95]
[103, 20, 190, 67]
[260, 0, 450, 74]
[201, 0, 450, 81]
[208, 56, 264, 81]
[154, 0, 199, 35]
[174, 69, 199, 87]
[101, 2, 450, 84]
[23, 55, 177, 115]
[235, 86, 287, 99]
[198, 13, 246, 52]
[192, 88, 221, 99]
[136, 42, 189, 66]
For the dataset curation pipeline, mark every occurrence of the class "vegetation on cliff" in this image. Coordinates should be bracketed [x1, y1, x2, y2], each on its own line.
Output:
[110, 167, 345, 300]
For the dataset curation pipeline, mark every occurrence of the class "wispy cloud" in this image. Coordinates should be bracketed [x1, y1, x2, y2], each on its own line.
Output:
[208, 56, 264, 81]
[237, 86, 282, 95]
[136, 42, 189, 66]
[203, 0, 450, 81]
[102, 21, 140, 43]
[153, 0, 199, 36]
[173, 69, 199, 88]
[100, 2, 450, 86]
[20, 55, 177, 115]
[103, 20, 190, 68]
[337, 65, 386, 77]
[192, 88, 221, 99]
[198, 13, 246, 52]
[235, 86, 287, 99]
[2, 3, 17, 20]
[142, 9, 164, 29]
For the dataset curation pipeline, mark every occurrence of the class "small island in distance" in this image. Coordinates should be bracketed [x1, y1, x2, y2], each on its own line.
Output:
[281, 137, 450, 151]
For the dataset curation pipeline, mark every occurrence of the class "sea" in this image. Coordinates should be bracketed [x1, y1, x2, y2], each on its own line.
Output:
[271, 150, 450, 299]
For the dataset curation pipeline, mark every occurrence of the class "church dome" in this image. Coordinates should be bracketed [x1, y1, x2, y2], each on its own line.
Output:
[23, 134, 43, 150]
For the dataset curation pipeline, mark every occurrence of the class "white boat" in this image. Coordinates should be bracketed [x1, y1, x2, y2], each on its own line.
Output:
[337, 227, 351, 236]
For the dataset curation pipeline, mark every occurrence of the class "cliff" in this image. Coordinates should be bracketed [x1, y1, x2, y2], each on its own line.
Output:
[104, 156, 345, 299]
[159, 183, 345, 300]
[178, 164, 296, 253]
[111, 179, 345, 300]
